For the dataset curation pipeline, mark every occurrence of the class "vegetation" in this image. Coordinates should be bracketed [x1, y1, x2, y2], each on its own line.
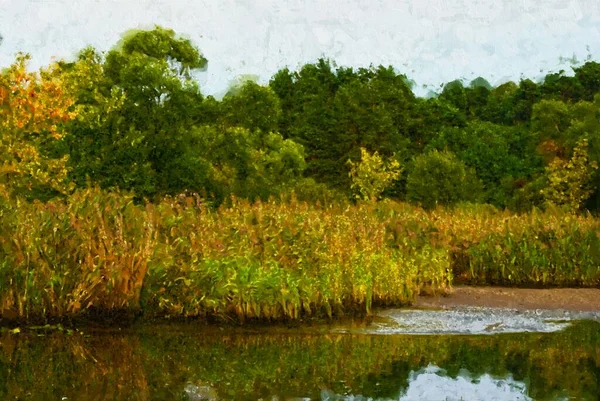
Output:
[405, 150, 483, 209]
[347, 147, 402, 201]
[0, 188, 598, 323]
[1, 26, 600, 323]
[3, 26, 600, 210]
[0, 188, 451, 322]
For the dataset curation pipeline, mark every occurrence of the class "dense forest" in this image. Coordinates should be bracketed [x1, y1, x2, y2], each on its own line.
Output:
[1, 26, 600, 212]
[1, 27, 600, 323]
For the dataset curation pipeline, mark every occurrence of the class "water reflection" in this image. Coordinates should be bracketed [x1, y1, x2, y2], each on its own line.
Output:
[0, 320, 597, 400]
[322, 365, 532, 401]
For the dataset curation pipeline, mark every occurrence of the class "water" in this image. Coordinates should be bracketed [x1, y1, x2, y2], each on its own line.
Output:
[0, 308, 598, 400]
[343, 307, 600, 335]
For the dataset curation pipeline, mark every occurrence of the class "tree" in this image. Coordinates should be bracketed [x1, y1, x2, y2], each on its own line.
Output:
[412, 97, 467, 149]
[218, 81, 281, 133]
[541, 70, 584, 102]
[347, 147, 402, 201]
[482, 81, 518, 125]
[510, 79, 541, 124]
[574, 61, 600, 101]
[440, 80, 468, 114]
[542, 138, 598, 211]
[530, 99, 573, 165]
[59, 27, 208, 199]
[331, 66, 414, 188]
[0, 53, 77, 199]
[406, 150, 483, 209]
[269, 60, 346, 185]
[190, 126, 306, 202]
[270, 62, 415, 190]
[426, 121, 541, 206]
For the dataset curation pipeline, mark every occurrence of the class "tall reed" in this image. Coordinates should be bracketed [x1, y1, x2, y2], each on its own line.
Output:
[0, 188, 597, 324]
[0, 190, 155, 321]
[142, 197, 450, 320]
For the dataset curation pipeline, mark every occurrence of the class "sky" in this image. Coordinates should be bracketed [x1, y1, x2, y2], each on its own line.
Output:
[1, 0, 599, 97]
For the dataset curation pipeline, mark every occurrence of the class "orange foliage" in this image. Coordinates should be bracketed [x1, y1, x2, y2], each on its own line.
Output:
[0, 53, 77, 196]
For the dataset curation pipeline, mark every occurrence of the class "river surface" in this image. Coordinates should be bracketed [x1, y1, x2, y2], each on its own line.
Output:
[0, 307, 598, 400]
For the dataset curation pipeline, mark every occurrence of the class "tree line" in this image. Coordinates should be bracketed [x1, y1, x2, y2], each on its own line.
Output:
[2, 26, 600, 212]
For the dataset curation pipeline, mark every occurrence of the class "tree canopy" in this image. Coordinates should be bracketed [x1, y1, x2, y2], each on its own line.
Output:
[3, 26, 600, 212]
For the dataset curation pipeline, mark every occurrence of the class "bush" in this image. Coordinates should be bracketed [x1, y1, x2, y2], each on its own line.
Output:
[406, 150, 483, 209]
[347, 148, 402, 201]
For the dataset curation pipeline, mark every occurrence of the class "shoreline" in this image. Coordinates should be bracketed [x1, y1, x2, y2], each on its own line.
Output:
[2, 286, 599, 329]
[416, 286, 600, 312]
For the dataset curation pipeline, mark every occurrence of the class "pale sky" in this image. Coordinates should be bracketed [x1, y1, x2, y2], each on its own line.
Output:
[1, 0, 599, 97]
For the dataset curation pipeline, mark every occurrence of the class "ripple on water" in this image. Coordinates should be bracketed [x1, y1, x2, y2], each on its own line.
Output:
[339, 307, 600, 335]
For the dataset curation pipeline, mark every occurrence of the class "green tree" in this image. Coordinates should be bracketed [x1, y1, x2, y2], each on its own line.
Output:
[271, 62, 415, 190]
[190, 126, 306, 202]
[510, 79, 541, 124]
[482, 81, 518, 125]
[331, 66, 414, 188]
[440, 80, 468, 114]
[466, 77, 491, 120]
[269, 60, 348, 186]
[412, 97, 467, 149]
[59, 27, 208, 199]
[406, 150, 483, 209]
[219, 81, 281, 133]
[541, 70, 584, 102]
[426, 121, 541, 206]
[574, 61, 600, 101]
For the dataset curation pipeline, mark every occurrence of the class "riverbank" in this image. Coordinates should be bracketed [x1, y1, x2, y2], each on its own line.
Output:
[416, 286, 600, 312]
[1, 188, 600, 324]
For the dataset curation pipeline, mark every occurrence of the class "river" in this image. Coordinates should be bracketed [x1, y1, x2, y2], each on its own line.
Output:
[0, 307, 598, 400]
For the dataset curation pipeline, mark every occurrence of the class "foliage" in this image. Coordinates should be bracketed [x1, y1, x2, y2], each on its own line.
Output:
[2, 26, 600, 211]
[2, 187, 600, 323]
[426, 121, 540, 206]
[0, 53, 77, 199]
[189, 125, 306, 202]
[0, 188, 156, 320]
[270, 61, 415, 190]
[5, 27, 600, 326]
[219, 81, 281, 133]
[347, 147, 402, 201]
[284, 178, 347, 206]
[0, 189, 455, 323]
[59, 26, 208, 199]
[574, 61, 600, 101]
[144, 196, 450, 320]
[542, 138, 598, 211]
[405, 150, 483, 209]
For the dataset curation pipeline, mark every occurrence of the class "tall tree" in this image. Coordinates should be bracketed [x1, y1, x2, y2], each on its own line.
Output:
[61, 27, 208, 198]
[218, 81, 281, 133]
[574, 61, 600, 101]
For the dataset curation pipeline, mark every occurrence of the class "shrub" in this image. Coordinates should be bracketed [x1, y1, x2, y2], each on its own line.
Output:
[347, 147, 402, 201]
[406, 150, 483, 209]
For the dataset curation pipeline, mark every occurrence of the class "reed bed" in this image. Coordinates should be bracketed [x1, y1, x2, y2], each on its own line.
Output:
[143, 196, 448, 320]
[0, 188, 598, 323]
